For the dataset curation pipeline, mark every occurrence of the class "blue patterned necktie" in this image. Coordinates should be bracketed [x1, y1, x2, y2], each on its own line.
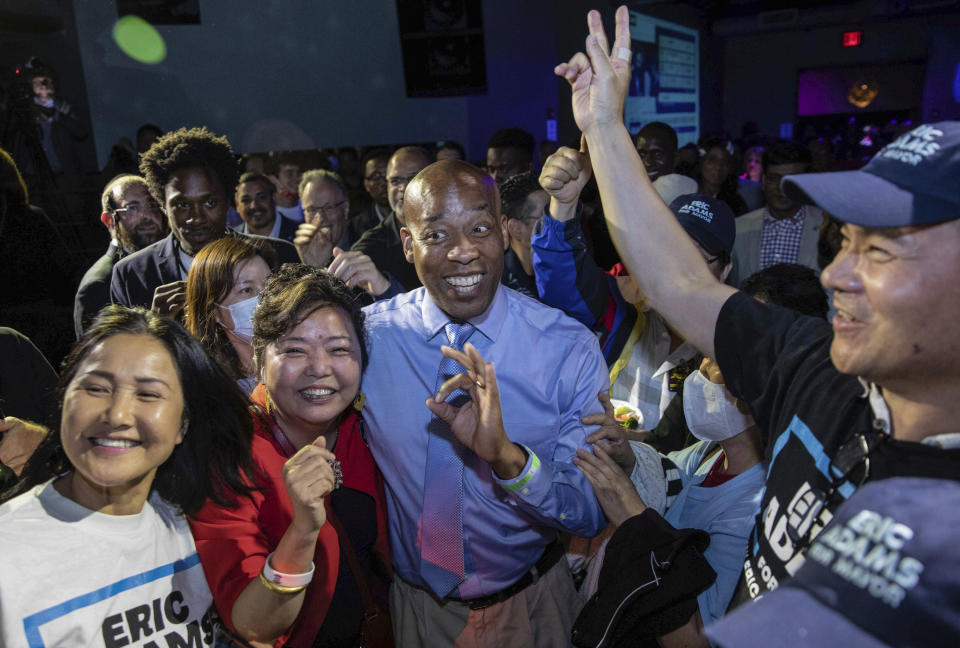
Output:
[419, 322, 475, 597]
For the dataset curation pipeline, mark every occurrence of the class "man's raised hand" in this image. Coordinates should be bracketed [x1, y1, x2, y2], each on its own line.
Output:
[294, 222, 334, 268]
[151, 280, 186, 318]
[554, 6, 632, 135]
[327, 248, 390, 296]
[426, 342, 527, 480]
[539, 140, 592, 219]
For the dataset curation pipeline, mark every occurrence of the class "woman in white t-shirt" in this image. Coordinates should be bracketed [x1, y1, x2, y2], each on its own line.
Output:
[0, 305, 258, 648]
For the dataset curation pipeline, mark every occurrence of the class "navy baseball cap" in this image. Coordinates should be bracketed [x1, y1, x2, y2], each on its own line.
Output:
[782, 121, 960, 227]
[669, 193, 736, 257]
[707, 477, 960, 648]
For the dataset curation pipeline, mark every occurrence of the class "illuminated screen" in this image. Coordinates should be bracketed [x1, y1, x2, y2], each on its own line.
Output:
[624, 11, 700, 146]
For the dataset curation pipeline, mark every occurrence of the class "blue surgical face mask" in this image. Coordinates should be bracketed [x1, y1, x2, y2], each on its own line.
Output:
[217, 294, 259, 344]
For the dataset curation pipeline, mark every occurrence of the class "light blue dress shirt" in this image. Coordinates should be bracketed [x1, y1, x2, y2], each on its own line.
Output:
[361, 285, 608, 599]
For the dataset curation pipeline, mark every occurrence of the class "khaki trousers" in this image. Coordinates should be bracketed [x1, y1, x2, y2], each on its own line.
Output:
[390, 559, 583, 648]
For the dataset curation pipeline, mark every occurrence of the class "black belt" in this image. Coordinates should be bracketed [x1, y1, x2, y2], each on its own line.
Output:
[452, 539, 565, 610]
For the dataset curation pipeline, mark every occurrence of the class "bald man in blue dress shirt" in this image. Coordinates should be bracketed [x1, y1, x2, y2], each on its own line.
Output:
[360, 160, 607, 647]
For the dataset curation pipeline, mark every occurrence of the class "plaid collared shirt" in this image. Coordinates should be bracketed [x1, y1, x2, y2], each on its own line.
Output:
[759, 206, 806, 270]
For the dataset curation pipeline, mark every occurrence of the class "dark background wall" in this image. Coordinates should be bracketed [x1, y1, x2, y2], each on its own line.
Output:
[5, 0, 960, 170]
[70, 0, 560, 166]
[719, 10, 960, 139]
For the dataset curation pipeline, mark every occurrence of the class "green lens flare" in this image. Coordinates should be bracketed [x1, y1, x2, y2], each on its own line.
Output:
[112, 15, 166, 64]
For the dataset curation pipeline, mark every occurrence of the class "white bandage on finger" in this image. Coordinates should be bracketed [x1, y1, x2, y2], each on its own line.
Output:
[616, 47, 632, 61]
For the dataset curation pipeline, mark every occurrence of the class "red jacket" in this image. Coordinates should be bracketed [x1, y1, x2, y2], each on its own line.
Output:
[189, 385, 390, 647]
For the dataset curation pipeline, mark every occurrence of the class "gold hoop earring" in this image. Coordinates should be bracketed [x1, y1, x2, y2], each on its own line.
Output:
[353, 391, 365, 412]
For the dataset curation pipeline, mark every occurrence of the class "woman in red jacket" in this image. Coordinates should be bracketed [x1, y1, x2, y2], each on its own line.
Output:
[190, 264, 390, 648]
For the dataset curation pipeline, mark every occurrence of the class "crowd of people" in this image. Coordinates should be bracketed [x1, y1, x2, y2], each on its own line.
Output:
[1, 5, 958, 647]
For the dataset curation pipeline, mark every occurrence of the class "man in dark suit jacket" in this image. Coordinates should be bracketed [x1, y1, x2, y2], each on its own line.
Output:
[232, 171, 300, 243]
[74, 174, 167, 337]
[350, 146, 430, 291]
[347, 148, 392, 242]
[109, 127, 298, 315]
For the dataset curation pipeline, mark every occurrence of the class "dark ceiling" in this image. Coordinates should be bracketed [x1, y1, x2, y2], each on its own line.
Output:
[624, 0, 960, 20]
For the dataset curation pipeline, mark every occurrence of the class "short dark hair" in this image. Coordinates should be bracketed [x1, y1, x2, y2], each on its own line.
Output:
[272, 151, 301, 169]
[361, 147, 393, 170]
[253, 264, 368, 373]
[741, 263, 828, 320]
[237, 171, 275, 194]
[762, 140, 813, 173]
[486, 128, 535, 157]
[139, 127, 239, 207]
[637, 121, 678, 153]
[499, 172, 542, 221]
[23, 56, 55, 81]
[4, 306, 258, 513]
[136, 123, 163, 139]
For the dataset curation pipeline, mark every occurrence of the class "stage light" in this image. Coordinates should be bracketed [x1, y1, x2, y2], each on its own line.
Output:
[113, 15, 166, 64]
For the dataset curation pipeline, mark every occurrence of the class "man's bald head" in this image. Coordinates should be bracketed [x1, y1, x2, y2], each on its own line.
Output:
[399, 159, 507, 321]
[403, 160, 499, 230]
[387, 146, 432, 223]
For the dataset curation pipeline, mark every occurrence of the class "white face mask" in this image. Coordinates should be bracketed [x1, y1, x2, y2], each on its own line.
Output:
[217, 294, 259, 344]
[682, 370, 755, 442]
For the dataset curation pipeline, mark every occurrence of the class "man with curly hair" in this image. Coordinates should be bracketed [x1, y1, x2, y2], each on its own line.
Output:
[109, 127, 298, 316]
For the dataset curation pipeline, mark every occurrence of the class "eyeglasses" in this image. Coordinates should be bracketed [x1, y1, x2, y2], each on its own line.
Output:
[388, 174, 420, 188]
[113, 201, 161, 217]
[303, 200, 347, 222]
[785, 429, 887, 552]
[364, 172, 386, 182]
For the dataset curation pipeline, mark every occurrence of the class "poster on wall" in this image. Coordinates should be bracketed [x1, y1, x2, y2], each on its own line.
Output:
[624, 11, 699, 146]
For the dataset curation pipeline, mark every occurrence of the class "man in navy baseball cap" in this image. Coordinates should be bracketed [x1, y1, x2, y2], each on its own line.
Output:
[784, 122, 960, 400]
[782, 122, 960, 227]
[669, 193, 736, 259]
[552, 12, 960, 642]
[707, 477, 960, 647]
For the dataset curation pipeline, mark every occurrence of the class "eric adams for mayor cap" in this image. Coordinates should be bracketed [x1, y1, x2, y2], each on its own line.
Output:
[782, 121, 960, 227]
[706, 477, 960, 648]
